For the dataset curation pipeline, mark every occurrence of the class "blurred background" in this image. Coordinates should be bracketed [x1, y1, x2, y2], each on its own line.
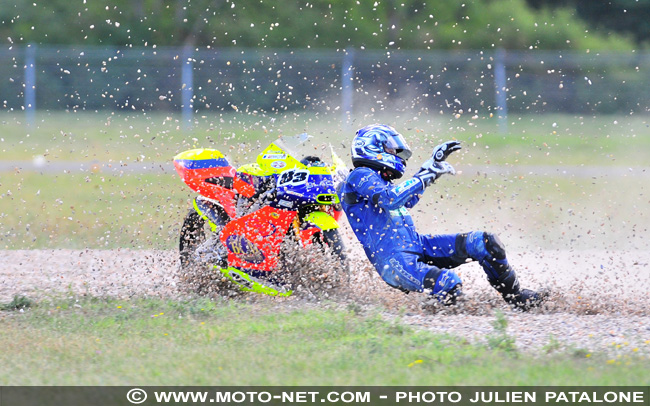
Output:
[1, 0, 648, 252]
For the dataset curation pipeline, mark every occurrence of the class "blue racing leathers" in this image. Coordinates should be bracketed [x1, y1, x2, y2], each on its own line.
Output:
[339, 167, 521, 301]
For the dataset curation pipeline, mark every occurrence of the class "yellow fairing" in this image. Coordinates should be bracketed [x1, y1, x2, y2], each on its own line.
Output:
[237, 163, 267, 176]
[303, 211, 339, 231]
[215, 266, 293, 297]
[256, 142, 305, 174]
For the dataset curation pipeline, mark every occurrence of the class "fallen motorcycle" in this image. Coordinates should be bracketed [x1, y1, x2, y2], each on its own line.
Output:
[173, 134, 348, 297]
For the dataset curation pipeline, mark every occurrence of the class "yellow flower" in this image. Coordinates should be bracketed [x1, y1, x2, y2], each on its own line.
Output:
[585, 353, 591, 358]
[606, 359, 615, 364]
[407, 360, 424, 368]
[117, 306, 122, 309]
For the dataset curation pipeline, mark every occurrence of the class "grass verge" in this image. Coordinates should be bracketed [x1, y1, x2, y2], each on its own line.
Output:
[0, 296, 647, 385]
[2, 111, 649, 166]
[1, 168, 646, 250]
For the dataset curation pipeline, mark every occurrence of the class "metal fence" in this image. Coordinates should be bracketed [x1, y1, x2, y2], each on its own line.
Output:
[2, 45, 649, 124]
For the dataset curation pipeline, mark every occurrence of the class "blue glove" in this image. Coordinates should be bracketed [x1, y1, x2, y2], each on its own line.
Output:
[414, 159, 456, 187]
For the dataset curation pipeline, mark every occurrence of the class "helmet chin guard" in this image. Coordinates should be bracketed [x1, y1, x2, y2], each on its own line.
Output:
[351, 124, 412, 179]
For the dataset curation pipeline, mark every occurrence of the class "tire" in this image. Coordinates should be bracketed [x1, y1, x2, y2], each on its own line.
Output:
[178, 206, 236, 296]
[318, 228, 348, 267]
[179, 209, 207, 268]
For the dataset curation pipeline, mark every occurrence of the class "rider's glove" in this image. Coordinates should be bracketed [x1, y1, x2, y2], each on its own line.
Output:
[414, 159, 456, 188]
[432, 140, 461, 162]
[414, 140, 461, 188]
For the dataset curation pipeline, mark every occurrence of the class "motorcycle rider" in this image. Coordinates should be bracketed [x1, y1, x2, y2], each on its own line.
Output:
[338, 124, 547, 309]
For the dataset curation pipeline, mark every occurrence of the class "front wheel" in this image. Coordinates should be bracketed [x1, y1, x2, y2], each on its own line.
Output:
[276, 227, 349, 298]
[318, 228, 347, 267]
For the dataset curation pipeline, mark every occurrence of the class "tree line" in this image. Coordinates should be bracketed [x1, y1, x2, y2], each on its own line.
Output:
[1, 0, 645, 50]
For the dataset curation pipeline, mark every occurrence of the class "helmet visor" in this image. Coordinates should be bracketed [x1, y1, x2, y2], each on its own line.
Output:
[383, 133, 412, 161]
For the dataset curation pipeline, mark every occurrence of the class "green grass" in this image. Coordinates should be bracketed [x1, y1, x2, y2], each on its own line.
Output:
[1, 111, 649, 250]
[1, 297, 647, 385]
[0, 171, 186, 249]
[1, 169, 646, 250]
[2, 111, 649, 165]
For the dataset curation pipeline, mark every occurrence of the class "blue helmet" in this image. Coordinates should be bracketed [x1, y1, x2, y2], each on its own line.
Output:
[351, 124, 413, 179]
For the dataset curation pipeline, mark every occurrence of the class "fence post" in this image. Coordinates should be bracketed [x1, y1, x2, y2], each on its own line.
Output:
[342, 48, 354, 128]
[25, 44, 36, 126]
[494, 48, 508, 134]
[181, 46, 194, 129]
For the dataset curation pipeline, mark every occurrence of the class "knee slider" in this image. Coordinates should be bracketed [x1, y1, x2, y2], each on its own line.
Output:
[465, 231, 506, 260]
[484, 232, 506, 260]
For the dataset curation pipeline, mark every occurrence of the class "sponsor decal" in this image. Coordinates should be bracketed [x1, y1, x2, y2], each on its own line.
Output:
[354, 139, 366, 147]
[284, 189, 304, 197]
[389, 207, 410, 217]
[277, 199, 293, 208]
[313, 178, 334, 188]
[394, 178, 418, 195]
[438, 271, 450, 288]
[226, 235, 266, 264]
[270, 161, 286, 169]
[357, 174, 373, 187]
[262, 153, 286, 160]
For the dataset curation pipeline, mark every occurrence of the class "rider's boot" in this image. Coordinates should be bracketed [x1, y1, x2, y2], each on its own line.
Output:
[490, 268, 548, 311]
[462, 231, 548, 310]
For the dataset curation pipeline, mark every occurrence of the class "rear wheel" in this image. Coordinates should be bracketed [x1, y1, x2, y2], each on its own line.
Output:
[178, 206, 235, 296]
[179, 209, 207, 268]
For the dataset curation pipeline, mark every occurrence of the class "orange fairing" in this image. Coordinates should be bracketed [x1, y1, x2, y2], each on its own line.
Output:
[233, 176, 256, 198]
[299, 227, 320, 247]
[173, 149, 237, 218]
[220, 206, 297, 271]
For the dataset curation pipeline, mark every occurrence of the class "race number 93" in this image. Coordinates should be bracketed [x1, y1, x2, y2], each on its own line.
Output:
[277, 169, 309, 187]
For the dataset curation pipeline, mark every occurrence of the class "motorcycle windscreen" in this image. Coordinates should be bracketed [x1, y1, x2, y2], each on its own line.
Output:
[255, 142, 306, 174]
[219, 206, 296, 271]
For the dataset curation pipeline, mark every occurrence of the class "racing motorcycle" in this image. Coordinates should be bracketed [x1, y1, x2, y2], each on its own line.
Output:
[173, 134, 348, 297]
